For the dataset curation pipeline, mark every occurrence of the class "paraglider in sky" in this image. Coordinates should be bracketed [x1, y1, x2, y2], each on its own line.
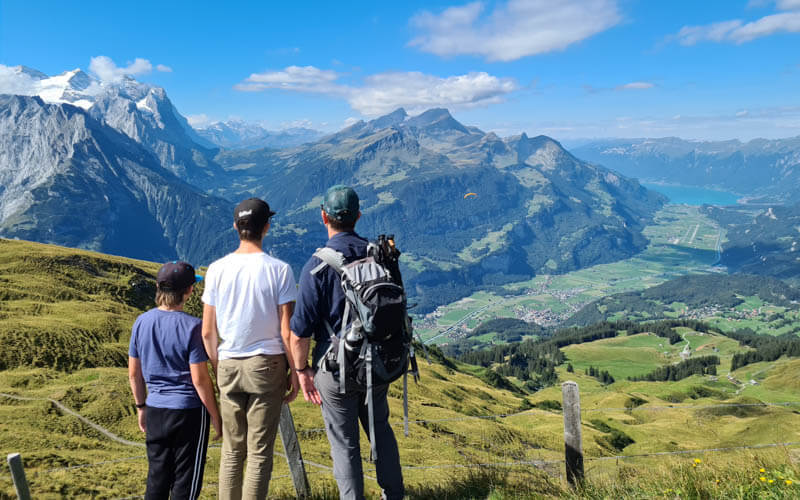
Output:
[463, 192, 477, 199]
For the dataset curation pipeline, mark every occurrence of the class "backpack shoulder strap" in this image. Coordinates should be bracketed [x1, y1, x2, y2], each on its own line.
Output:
[311, 247, 346, 276]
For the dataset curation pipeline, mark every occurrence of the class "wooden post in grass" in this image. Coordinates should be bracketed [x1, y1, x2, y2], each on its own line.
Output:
[562, 381, 584, 486]
[6, 453, 31, 500]
[278, 403, 310, 498]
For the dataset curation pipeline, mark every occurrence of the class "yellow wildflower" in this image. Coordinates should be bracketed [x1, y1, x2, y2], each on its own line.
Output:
[760, 468, 766, 473]
[760, 477, 767, 482]
[787, 480, 793, 486]
[769, 479, 775, 484]
[694, 458, 702, 464]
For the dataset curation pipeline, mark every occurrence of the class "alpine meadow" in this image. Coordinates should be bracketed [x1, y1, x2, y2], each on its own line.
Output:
[2, 1, 800, 499]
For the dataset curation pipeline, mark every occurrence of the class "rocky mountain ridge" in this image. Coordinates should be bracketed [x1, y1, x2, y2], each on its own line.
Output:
[0, 94, 233, 265]
[3, 65, 226, 189]
[2, 67, 665, 310]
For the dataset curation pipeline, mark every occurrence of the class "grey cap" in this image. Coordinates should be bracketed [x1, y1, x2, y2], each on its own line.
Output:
[321, 185, 359, 224]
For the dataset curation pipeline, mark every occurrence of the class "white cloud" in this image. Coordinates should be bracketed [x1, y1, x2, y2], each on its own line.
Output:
[155, 64, 173, 73]
[89, 56, 162, 82]
[234, 66, 518, 116]
[186, 113, 212, 127]
[281, 118, 315, 129]
[0, 65, 39, 95]
[351, 71, 518, 115]
[776, 0, 800, 10]
[234, 66, 344, 95]
[343, 117, 361, 128]
[408, 0, 622, 62]
[672, 11, 800, 45]
[616, 82, 655, 90]
[736, 110, 749, 117]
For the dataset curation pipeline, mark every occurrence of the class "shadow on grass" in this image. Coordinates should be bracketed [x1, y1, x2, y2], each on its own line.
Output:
[406, 466, 564, 500]
[406, 468, 504, 499]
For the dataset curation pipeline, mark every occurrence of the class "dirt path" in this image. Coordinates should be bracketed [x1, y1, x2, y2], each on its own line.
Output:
[0, 392, 144, 448]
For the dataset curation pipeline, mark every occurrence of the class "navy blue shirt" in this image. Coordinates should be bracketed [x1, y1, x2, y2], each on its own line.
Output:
[290, 231, 368, 366]
[128, 308, 208, 409]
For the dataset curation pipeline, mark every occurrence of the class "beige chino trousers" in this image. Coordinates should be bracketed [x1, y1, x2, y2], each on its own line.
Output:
[217, 354, 287, 500]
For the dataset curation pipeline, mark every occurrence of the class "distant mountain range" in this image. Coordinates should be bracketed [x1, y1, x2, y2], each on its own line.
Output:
[213, 107, 665, 309]
[571, 137, 800, 203]
[195, 120, 323, 150]
[1, 65, 664, 311]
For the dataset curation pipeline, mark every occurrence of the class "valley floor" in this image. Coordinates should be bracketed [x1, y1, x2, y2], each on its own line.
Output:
[416, 205, 730, 345]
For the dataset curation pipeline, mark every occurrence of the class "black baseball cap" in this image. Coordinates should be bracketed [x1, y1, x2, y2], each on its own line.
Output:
[321, 185, 359, 224]
[157, 261, 202, 291]
[234, 198, 275, 231]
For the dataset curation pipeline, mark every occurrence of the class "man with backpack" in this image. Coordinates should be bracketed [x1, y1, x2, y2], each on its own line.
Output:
[289, 185, 405, 500]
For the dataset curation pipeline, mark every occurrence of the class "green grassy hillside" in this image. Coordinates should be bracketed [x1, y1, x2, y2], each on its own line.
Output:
[566, 274, 800, 330]
[2, 238, 800, 499]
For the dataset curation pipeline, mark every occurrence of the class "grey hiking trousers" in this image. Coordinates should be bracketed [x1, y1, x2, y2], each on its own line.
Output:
[315, 368, 405, 500]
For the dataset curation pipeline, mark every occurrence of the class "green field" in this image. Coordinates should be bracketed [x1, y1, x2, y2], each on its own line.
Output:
[561, 330, 747, 381]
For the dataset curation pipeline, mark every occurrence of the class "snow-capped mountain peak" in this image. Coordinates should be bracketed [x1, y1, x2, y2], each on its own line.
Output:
[1, 65, 165, 112]
[15, 65, 48, 80]
[38, 69, 99, 109]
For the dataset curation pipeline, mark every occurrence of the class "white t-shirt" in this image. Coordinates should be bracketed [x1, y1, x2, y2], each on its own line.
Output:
[202, 252, 297, 360]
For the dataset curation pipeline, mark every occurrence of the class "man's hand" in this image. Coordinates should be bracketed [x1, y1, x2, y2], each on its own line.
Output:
[284, 370, 299, 404]
[297, 368, 321, 405]
[137, 408, 146, 433]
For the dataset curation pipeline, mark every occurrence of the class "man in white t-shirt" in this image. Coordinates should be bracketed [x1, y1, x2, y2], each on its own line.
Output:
[201, 198, 298, 500]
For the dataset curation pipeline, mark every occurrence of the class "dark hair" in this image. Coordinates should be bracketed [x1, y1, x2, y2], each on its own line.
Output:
[327, 218, 355, 232]
[155, 285, 191, 307]
[236, 219, 269, 242]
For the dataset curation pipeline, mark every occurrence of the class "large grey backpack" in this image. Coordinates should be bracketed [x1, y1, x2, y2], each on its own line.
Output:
[312, 235, 420, 460]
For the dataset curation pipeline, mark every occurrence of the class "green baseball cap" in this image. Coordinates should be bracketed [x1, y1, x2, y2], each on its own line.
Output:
[322, 185, 359, 224]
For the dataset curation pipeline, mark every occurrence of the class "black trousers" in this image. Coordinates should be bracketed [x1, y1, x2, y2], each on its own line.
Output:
[145, 405, 210, 500]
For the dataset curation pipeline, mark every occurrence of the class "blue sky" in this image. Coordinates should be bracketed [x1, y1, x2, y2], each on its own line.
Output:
[2, 0, 799, 141]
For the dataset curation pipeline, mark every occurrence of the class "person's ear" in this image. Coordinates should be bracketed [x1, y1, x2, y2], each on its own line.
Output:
[232, 221, 237, 231]
[321, 210, 330, 225]
[262, 220, 270, 237]
[356, 211, 361, 222]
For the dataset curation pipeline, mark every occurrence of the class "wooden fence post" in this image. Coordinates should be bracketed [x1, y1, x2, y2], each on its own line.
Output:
[562, 381, 584, 486]
[6, 453, 31, 500]
[278, 403, 310, 498]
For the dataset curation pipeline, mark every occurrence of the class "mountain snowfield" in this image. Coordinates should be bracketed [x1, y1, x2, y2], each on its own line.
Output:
[1, 65, 664, 310]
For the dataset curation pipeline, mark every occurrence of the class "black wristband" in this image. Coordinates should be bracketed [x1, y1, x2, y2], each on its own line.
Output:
[293, 365, 309, 372]
[135, 403, 146, 409]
